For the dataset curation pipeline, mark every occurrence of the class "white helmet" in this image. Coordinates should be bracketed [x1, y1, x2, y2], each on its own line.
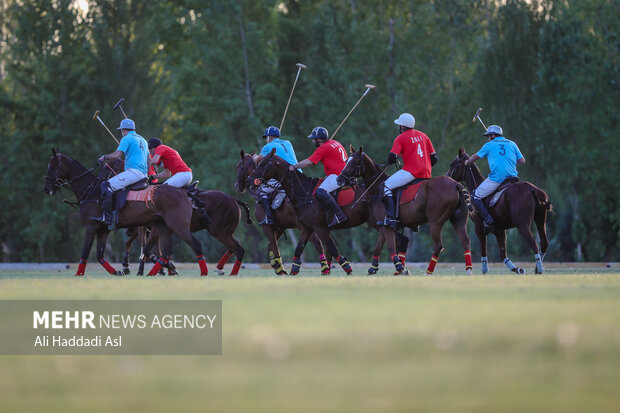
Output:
[483, 125, 503, 136]
[394, 113, 415, 129]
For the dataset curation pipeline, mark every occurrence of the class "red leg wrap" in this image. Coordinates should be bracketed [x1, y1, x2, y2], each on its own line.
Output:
[465, 250, 473, 270]
[426, 254, 439, 274]
[148, 257, 167, 276]
[398, 252, 406, 267]
[217, 250, 233, 270]
[76, 259, 87, 276]
[230, 260, 242, 276]
[198, 255, 208, 276]
[99, 258, 117, 275]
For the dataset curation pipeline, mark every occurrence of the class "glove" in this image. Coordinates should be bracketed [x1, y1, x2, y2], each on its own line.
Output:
[98, 156, 105, 164]
[148, 175, 155, 184]
[430, 153, 438, 167]
[386, 152, 397, 165]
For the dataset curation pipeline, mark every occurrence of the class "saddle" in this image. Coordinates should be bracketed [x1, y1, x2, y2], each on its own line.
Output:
[392, 177, 429, 221]
[113, 178, 150, 211]
[312, 178, 356, 206]
[486, 177, 520, 208]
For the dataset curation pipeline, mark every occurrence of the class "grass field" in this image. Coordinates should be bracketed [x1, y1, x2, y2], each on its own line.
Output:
[1, 263, 619, 412]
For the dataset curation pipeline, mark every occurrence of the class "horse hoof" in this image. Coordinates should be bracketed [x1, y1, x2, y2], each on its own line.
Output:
[137, 272, 144, 276]
[321, 271, 330, 276]
[115, 271, 125, 276]
[123, 267, 131, 275]
[466, 269, 472, 275]
[368, 268, 378, 275]
[513, 267, 526, 275]
[215, 269, 225, 276]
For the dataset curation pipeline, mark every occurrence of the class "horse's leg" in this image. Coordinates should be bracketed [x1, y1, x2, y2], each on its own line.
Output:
[168, 224, 208, 275]
[314, 227, 352, 275]
[396, 231, 409, 269]
[147, 223, 174, 276]
[426, 222, 444, 275]
[216, 250, 233, 274]
[122, 228, 138, 275]
[475, 223, 489, 274]
[368, 230, 385, 275]
[534, 207, 549, 273]
[290, 228, 314, 275]
[516, 222, 544, 274]
[140, 226, 158, 276]
[382, 227, 405, 275]
[496, 230, 525, 274]
[309, 233, 329, 275]
[450, 214, 472, 275]
[76, 226, 98, 276]
[95, 228, 121, 276]
[214, 234, 245, 276]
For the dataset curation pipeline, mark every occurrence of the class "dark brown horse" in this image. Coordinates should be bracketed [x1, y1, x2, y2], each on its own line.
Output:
[139, 190, 251, 276]
[447, 147, 551, 274]
[249, 150, 409, 275]
[43, 150, 209, 276]
[338, 147, 473, 275]
[236, 151, 330, 275]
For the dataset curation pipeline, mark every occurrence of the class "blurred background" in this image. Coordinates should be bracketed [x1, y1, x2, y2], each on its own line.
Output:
[1, 0, 618, 264]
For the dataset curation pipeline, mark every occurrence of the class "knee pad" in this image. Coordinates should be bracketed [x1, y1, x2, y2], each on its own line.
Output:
[315, 188, 329, 200]
[381, 183, 392, 198]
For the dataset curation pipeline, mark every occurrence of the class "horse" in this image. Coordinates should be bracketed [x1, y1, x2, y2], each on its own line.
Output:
[138, 190, 252, 276]
[337, 147, 473, 275]
[249, 150, 409, 275]
[43, 149, 209, 276]
[236, 150, 330, 275]
[122, 226, 170, 275]
[447, 147, 552, 274]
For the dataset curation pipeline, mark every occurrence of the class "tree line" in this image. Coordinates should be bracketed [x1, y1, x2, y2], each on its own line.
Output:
[1, 0, 618, 263]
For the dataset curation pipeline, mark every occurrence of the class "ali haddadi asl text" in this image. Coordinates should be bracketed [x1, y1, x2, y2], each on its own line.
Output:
[34, 335, 121, 347]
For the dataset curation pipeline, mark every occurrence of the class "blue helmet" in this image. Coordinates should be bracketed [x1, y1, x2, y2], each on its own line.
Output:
[117, 118, 136, 130]
[308, 126, 329, 140]
[483, 125, 503, 136]
[262, 126, 280, 138]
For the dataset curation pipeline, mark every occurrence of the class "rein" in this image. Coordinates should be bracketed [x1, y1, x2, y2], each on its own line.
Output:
[350, 156, 389, 208]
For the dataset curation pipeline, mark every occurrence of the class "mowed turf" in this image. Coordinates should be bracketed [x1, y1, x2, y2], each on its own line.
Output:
[1, 264, 619, 413]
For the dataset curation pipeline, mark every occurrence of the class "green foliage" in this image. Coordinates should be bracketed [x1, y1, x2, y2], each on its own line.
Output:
[0, 0, 618, 262]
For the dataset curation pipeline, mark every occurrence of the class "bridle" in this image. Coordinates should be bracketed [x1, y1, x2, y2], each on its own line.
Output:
[236, 156, 255, 192]
[449, 154, 478, 190]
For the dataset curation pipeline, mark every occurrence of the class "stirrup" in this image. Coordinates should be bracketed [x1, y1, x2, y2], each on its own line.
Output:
[258, 217, 274, 226]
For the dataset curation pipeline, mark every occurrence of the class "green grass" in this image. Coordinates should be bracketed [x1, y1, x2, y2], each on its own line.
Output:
[1, 265, 620, 412]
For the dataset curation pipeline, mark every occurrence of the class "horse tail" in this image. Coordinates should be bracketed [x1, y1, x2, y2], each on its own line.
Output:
[531, 187, 553, 212]
[456, 183, 474, 214]
[236, 199, 253, 224]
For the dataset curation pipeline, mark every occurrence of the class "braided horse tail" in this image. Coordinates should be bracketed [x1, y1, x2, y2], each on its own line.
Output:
[531, 186, 553, 212]
[236, 199, 253, 224]
[456, 183, 475, 214]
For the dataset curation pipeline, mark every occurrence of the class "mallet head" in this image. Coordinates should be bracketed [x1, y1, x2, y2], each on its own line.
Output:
[93, 110, 100, 120]
[296, 63, 307, 70]
[365, 84, 376, 89]
[473, 108, 482, 122]
[113, 98, 125, 111]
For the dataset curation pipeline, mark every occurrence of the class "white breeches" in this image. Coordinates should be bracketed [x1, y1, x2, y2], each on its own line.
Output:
[108, 169, 147, 192]
[319, 174, 341, 193]
[164, 171, 193, 188]
[473, 178, 500, 199]
[383, 169, 414, 195]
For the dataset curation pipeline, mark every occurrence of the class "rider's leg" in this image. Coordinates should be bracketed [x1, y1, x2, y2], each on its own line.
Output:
[316, 175, 347, 228]
[381, 170, 414, 229]
[472, 178, 499, 234]
[257, 184, 275, 226]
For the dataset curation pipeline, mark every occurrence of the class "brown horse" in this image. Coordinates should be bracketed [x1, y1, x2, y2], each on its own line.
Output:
[43, 149, 208, 276]
[249, 150, 410, 275]
[337, 147, 473, 275]
[139, 190, 251, 276]
[236, 150, 330, 275]
[447, 147, 551, 274]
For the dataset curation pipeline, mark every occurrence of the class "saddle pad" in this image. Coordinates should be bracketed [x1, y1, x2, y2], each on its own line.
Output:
[311, 179, 355, 207]
[400, 181, 424, 204]
[489, 187, 509, 208]
[127, 186, 157, 203]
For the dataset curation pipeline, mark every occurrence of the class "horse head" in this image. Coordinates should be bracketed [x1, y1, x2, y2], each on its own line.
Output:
[337, 145, 366, 186]
[44, 149, 66, 195]
[235, 149, 256, 193]
[248, 148, 288, 190]
[446, 147, 470, 182]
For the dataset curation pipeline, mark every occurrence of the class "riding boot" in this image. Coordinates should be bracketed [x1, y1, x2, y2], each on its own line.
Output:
[258, 197, 274, 226]
[316, 189, 348, 228]
[472, 197, 494, 234]
[381, 195, 399, 229]
[92, 181, 113, 225]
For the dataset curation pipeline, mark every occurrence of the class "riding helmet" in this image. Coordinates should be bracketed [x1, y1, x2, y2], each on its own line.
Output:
[262, 126, 280, 138]
[308, 126, 329, 140]
[394, 113, 415, 129]
[117, 118, 136, 130]
[483, 125, 503, 136]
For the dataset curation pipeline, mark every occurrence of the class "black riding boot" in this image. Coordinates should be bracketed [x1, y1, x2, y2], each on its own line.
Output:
[316, 189, 348, 228]
[381, 194, 399, 229]
[258, 197, 274, 226]
[92, 181, 113, 226]
[472, 197, 494, 234]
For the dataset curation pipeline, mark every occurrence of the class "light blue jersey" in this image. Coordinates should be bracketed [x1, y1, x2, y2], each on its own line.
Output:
[260, 138, 299, 166]
[117, 131, 149, 174]
[475, 137, 523, 183]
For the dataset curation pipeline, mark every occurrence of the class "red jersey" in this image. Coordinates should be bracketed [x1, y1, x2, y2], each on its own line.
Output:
[390, 129, 435, 178]
[154, 145, 191, 175]
[308, 140, 348, 176]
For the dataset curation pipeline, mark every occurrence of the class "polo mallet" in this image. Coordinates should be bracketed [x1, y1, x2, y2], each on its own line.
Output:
[93, 110, 120, 144]
[279, 63, 307, 132]
[472, 107, 487, 130]
[114, 98, 128, 119]
[351, 161, 391, 208]
[330, 84, 376, 140]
